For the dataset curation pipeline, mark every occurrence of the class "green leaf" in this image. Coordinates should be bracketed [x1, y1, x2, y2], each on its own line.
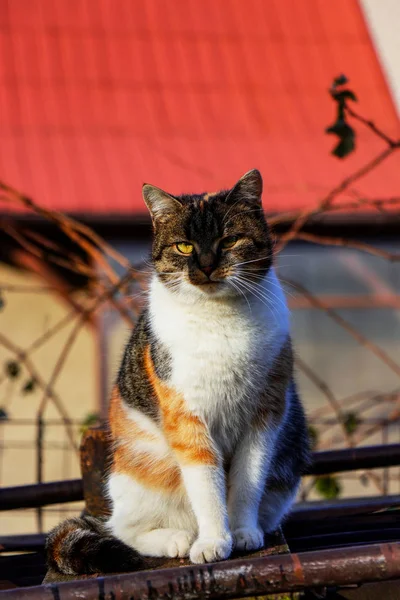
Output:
[333, 74, 348, 87]
[308, 425, 319, 451]
[0, 406, 9, 421]
[344, 412, 361, 435]
[80, 412, 100, 435]
[315, 475, 342, 499]
[5, 360, 20, 379]
[332, 135, 355, 159]
[335, 89, 357, 102]
[326, 119, 355, 159]
[22, 378, 37, 395]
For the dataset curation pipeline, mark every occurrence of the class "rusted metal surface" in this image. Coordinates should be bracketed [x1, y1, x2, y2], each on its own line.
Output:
[309, 443, 400, 475]
[42, 530, 289, 584]
[0, 480, 83, 511]
[3, 543, 400, 599]
[290, 494, 400, 523]
[80, 426, 111, 517]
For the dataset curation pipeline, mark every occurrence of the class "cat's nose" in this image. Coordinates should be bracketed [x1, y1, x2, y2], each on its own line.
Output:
[200, 265, 214, 277]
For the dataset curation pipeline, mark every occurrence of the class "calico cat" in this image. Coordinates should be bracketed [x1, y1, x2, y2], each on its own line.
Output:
[47, 169, 310, 575]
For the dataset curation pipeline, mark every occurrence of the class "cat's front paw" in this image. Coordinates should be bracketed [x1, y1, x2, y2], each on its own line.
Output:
[190, 534, 233, 564]
[233, 527, 264, 552]
[167, 530, 194, 558]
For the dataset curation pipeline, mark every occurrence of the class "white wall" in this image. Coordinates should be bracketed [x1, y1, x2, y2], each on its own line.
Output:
[360, 0, 400, 116]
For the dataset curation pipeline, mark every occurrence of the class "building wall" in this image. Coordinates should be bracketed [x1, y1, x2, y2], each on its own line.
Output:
[0, 263, 97, 535]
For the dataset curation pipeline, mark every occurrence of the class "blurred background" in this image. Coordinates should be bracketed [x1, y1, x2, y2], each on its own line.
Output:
[0, 0, 399, 536]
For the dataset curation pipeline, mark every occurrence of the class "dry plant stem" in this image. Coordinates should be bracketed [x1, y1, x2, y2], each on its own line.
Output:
[0, 180, 131, 270]
[296, 358, 386, 493]
[295, 232, 400, 261]
[0, 332, 78, 453]
[2, 220, 95, 278]
[0, 284, 55, 293]
[310, 388, 400, 419]
[36, 271, 134, 420]
[345, 106, 400, 148]
[295, 356, 353, 447]
[287, 280, 400, 378]
[276, 146, 397, 251]
[269, 196, 400, 226]
[353, 403, 400, 447]
[314, 395, 399, 438]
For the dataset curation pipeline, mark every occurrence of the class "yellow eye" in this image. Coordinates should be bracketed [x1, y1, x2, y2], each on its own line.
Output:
[176, 242, 194, 255]
[220, 236, 238, 249]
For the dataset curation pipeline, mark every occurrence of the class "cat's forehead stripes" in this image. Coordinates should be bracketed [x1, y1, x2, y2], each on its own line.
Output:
[188, 204, 220, 244]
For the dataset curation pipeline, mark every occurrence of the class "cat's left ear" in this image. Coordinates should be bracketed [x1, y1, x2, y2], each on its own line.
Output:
[142, 183, 183, 224]
[226, 169, 263, 207]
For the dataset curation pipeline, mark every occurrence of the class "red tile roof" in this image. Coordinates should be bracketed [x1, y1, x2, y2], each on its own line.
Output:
[0, 0, 399, 216]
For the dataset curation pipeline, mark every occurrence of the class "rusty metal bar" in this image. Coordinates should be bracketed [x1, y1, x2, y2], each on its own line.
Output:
[0, 479, 83, 511]
[290, 493, 400, 522]
[0, 534, 46, 552]
[3, 543, 400, 599]
[308, 443, 400, 475]
[1, 444, 400, 512]
[1, 494, 399, 554]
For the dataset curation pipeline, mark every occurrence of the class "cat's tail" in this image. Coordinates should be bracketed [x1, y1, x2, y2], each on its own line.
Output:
[46, 515, 143, 576]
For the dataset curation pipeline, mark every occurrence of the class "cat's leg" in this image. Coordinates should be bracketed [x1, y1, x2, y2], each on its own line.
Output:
[179, 463, 232, 563]
[227, 428, 277, 552]
[258, 484, 299, 534]
[107, 472, 196, 558]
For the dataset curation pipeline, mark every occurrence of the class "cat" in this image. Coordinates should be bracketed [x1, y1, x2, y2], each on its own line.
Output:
[46, 169, 310, 576]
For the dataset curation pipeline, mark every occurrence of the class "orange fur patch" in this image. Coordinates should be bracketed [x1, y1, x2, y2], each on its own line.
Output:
[109, 386, 181, 492]
[109, 348, 217, 493]
[51, 522, 77, 565]
[203, 191, 218, 201]
[109, 386, 156, 443]
[144, 346, 217, 466]
[114, 444, 181, 492]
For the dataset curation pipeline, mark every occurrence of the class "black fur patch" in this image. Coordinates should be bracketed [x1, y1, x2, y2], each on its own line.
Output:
[117, 311, 164, 421]
[46, 516, 142, 576]
[266, 380, 311, 493]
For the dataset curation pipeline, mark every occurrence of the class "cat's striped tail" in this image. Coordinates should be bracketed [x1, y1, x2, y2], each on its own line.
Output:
[46, 515, 142, 576]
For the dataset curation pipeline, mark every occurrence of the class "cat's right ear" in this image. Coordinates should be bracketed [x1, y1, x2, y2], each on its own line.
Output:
[142, 184, 183, 225]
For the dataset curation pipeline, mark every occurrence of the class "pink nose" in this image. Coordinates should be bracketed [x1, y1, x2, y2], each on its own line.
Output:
[201, 265, 213, 276]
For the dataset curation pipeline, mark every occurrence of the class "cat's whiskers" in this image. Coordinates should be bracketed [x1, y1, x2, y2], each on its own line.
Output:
[233, 255, 273, 268]
[230, 275, 280, 326]
[233, 272, 288, 322]
[226, 279, 252, 313]
[238, 269, 296, 300]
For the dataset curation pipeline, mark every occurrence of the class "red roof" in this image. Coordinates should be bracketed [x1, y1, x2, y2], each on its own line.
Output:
[0, 0, 399, 216]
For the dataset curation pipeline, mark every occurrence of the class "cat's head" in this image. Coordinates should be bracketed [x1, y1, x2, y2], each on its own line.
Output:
[143, 169, 273, 301]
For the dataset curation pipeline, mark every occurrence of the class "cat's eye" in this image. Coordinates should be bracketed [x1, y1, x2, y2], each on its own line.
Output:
[220, 236, 238, 249]
[176, 242, 194, 255]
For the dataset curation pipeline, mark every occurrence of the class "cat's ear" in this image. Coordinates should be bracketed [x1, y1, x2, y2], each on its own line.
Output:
[226, 169, 263, 206]
[142, 184, 183, 224]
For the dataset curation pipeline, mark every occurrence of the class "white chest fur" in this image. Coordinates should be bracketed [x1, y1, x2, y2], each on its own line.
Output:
[149, 269, 289, 440]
